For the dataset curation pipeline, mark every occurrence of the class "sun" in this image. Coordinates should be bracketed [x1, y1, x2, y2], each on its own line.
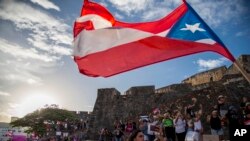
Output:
[17, 92, 58, 117]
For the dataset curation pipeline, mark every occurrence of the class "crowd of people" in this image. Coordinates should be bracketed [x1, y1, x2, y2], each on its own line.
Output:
[98, 96, 250, 141]
[22, 95, 250, 141]
[31, 119, 90, 141]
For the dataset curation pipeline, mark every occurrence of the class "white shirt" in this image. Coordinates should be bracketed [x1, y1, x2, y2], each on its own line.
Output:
[174, 118, 186, 133]
[147, 121, 160, 135]
[194, 120, 202, 131]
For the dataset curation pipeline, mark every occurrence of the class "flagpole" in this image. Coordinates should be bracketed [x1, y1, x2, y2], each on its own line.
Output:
[233, 60, 250, 83]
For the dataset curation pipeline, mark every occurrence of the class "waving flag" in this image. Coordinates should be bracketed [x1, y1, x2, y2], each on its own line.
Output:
[73, 0, 235, 77]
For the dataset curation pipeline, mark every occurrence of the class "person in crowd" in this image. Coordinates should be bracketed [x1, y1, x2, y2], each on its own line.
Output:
[148, 114, 163, 141]
[85, 120, 89, 130]
[174, 112, 186, 141]
[226, 105, 242, 141]
[147, 115, 161, 141]
[185, 105, 195, 118]
[119, 120, 126, 141]
[132, 121, 137, 132]
[162, 112, 175, 141]
[194, 104, 203, 131]
[193, 113, 203, 141]
[78, 130, 87, 141]
[120, 120, 126, 132]
[139, 119, 149, 141]
[217, 94, 230, 137]
[124, 120, 134, 140]
[98, 128, 105, 141]
[125, 120, 134, 134]
[98, 128, 109, 141]
[185, 120, 199, 141]
[217, 95, 229, 118]
[243, 102, 250, 125]
[185, 113, 193, 127]
[240, 97, 248, 116]
[113, 126, 124, 141]
[240, 97, 248, 109]
[128, 130, 144, 141]
[243, 102, 250, 139]
[207, 110, 223, 140]
[153, 115, 163, 141]
[114, 119, 120, 129]
[147, 118, 155, 141]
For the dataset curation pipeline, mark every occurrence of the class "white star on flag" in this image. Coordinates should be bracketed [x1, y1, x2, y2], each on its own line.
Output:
[181, 23, 205, 33]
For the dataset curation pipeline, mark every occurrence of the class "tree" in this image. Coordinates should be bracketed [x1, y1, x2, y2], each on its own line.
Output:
[10, 105, 79, 137]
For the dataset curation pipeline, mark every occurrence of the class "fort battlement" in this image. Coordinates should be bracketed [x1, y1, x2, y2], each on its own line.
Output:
[182, 55, 250, 86]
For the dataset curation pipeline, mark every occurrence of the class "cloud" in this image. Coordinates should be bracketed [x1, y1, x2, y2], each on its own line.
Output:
[195, 58, 228, 71]
[189, 0, 247, 27]
[8, 103, 20, 109]
[0, 38, 58, 62]
[99, 0, 108, 7]
[104, 0, 247, 26]
[0, 0, 72, 56]
[0, 0, 73, 122]
[0, 38, 64, 86]
[30, 0, 60, 11]
[0, 0, 72, 87]
[107, 0, 149, 16]
[236, 29, 250, 37]
[195, 58, 227, 71]
[106, 0, 180, 21]
[3, 73, 42, 85]
[114, 12, 125, 20]
[0, 91, 10, 96]
[0, 56, 58, 86]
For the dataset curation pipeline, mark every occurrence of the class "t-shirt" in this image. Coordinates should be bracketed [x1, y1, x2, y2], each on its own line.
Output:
[147, 123, 155, 135]
[210, 116, 221, 130]
[194, 120, 202, 132]
[162, 119, 173, 127]
[174, 118, 186, 133]
[218, 103, 229, 117]
[147, 121, 160, 135]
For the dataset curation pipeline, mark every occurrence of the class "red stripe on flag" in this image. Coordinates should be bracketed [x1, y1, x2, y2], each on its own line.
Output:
[74, 21, 94, 38]
[115, 4, 188, 34]
[80, 1, 115, 25]
[74, 36, 232, 77]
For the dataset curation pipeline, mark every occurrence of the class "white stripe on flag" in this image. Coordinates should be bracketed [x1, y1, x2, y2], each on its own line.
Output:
[73, 27, 154, 57]
[195, 39, 216, 45]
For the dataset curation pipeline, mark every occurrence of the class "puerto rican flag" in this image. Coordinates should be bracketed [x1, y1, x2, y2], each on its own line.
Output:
[73, 0, 235, 77]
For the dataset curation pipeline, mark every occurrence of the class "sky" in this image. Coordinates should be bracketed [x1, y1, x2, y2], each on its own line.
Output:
[0, 0, 250, 122]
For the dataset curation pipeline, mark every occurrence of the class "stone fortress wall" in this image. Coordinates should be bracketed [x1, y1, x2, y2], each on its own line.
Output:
[181, 55, 250, 86]
[181, 66, 227, 85]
